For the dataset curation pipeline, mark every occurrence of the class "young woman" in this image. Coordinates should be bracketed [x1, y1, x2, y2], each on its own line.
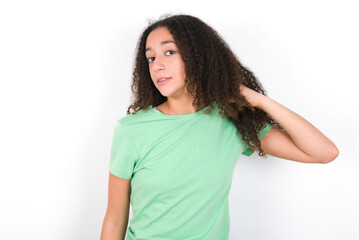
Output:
[101, 14, 339, 240]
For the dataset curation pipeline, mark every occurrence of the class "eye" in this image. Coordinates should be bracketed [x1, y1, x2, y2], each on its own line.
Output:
[165, 50, 176, 56]
[147, 50, 176, 63]
[147, 57, 154, 63]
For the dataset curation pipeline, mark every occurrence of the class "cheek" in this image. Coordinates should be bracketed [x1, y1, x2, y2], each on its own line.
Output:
[149, 69, 156, 82]
[178, 61, 186, 79]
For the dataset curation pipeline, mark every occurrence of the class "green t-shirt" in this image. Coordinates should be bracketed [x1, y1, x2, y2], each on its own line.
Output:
[109, 101, 273, 240]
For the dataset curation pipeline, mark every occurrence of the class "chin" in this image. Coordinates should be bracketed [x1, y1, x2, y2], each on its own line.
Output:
[158, 85, 186, 98]
[158, 89, 175, 97]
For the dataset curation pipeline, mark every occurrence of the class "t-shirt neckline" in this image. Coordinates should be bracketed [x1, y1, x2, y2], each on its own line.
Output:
[149, 104, 211, 118]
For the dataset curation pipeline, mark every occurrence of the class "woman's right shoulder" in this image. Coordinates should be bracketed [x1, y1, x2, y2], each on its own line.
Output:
[116, 106, 154, 127]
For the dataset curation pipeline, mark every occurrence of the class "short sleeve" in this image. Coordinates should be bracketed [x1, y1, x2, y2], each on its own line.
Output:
[109, 121, 138, 179]
[241, 122, 273, 157]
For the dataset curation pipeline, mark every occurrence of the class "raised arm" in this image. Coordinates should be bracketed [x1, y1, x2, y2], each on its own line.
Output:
[240, 84, 339, 163]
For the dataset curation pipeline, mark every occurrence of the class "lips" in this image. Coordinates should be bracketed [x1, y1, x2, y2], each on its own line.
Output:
[157, 77, 171, 83]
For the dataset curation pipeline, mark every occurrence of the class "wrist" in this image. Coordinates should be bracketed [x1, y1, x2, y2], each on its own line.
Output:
[256, 94, 270, 109]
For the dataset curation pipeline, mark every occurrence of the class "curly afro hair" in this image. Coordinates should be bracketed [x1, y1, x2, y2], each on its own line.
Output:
[126, 13, 284, 157]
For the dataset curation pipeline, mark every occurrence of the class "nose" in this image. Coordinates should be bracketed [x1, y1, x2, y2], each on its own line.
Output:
[152, 56, 165, 72]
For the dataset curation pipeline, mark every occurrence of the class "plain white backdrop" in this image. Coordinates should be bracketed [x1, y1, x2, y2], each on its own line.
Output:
[0, 0, 358, 239]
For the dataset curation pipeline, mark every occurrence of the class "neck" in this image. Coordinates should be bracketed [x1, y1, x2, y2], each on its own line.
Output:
[163, 96, 197, 115]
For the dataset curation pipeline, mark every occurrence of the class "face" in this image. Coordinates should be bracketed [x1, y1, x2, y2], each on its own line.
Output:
[145, 27, 188, 98]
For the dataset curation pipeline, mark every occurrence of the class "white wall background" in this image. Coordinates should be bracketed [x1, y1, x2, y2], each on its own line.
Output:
[0, 0, 358, 239]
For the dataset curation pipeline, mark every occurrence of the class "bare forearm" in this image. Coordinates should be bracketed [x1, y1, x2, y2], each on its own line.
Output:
[101, 218, 128, 240]
[257, 95, 339, 160]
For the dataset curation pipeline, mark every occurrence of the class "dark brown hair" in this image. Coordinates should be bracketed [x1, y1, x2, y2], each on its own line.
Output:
[126, 13, 284, 157]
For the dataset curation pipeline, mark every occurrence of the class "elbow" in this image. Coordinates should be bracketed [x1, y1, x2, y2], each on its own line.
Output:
[321, 146, 339, 164]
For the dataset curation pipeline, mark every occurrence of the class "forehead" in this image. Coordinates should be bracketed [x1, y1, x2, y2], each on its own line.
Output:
[145, 27, 175, 49]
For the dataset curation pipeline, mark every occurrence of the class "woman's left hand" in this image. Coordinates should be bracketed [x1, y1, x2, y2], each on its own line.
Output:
[239, 84, 265, 108]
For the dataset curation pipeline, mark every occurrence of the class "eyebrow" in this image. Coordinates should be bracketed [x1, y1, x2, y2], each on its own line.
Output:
[145, 40, 176, 53]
